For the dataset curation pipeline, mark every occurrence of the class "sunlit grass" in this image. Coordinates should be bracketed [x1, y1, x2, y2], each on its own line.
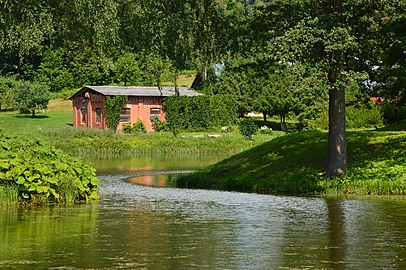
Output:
[175, 128, 406, 196]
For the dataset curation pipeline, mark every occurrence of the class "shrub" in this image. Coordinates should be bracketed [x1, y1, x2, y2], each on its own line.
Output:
[122, 121, 147, 133]
[105, 96, 128, 130]
[132, 120, 146, 133]
[122, 123, 133, 133]
[152, 118, 169, 132]
[239, 119, 258, 139]
[346, 104, 383, 129]
[259, 125, 273, 135]
[0, 131, 99, 204]
[381, 103, 406, 124]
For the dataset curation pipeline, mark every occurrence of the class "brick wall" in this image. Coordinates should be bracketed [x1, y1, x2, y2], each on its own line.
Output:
[72, 93, 165, 131]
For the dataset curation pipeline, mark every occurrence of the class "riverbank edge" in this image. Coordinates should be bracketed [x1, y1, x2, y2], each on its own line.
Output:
[174, 129, 406, 196]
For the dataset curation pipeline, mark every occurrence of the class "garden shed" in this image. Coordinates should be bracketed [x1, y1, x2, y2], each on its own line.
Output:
[69, 85, 202, 131]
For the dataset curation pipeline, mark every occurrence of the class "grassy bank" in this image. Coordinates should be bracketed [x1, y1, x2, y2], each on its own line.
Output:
[0, 100, 283, 156]
[174, 126, 406, 196]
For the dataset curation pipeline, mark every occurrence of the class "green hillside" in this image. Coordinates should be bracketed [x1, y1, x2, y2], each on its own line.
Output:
[175, 127, 406, 196]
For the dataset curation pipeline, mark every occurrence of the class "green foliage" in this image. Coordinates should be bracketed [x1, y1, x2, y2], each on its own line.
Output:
[105, 96, 128, 130]
[35, 48, 74, 92]
[259, 125, 273, 135]
[238, 119, 258, 139]
[132, 121, 147, 133]
[0, 76, 18, 110]
[14, 80, 51, 117]
[122, 123, 133, 134]
[346, 104, 383, 129]
[151, 118, 169, 132]
[380, 103, 406, 124]
[141, 53, 173, 90]
[122, 121, 147, 134]
[0, 131, 99, 204]
[114, 52, 142, 86]
[0, 185, 19, 206]
[163, 95, 237, 132]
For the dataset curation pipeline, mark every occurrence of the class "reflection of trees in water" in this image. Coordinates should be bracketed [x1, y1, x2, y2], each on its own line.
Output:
[0, 206, 99, 266]
[326, 199, 347, 269]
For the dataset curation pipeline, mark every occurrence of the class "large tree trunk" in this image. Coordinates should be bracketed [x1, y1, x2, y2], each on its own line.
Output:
[326, 86, 347, 177]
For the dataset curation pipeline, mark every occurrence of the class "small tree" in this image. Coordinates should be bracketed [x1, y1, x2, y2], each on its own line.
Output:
[238, 119, 258, 140]
[15, 81, 51, 118]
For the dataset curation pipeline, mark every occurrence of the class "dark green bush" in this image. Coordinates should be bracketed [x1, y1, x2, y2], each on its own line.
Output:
[0, 131, 99, 204]
[122, 123, 133, 133]
[239, 119, 258, 139]
[381, 103, 406, 124]
[105, 96, 128, 130]
[151, 118, 169, 132]
[163, 94, 237, 131]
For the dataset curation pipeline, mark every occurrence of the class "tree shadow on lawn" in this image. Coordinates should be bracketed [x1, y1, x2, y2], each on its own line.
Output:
[375, 120, 406, 132]
[14, 114, 50, 119]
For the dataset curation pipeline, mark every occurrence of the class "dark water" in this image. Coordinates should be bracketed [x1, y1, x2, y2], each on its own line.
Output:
[1, 156, 406, 269]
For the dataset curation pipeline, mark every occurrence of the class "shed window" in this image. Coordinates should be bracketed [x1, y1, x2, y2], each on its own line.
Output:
[150, 108, 160, 120]
[95, 108, 101, 124]
[120, 108, 131, 123]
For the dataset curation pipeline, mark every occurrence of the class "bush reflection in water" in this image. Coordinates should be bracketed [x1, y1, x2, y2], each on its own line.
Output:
[1, 173, 406, 269]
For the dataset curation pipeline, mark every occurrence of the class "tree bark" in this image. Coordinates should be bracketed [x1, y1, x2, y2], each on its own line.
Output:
[31, 109, 36, 118]
[326, 85, 347, 177]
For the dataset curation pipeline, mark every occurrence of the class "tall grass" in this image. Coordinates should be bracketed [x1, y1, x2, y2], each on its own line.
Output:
[39, 127, 283, 157]
[0, 185, 19, 206]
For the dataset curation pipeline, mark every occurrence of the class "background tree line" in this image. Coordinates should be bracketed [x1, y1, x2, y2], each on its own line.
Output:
[0, 0, 405, 176]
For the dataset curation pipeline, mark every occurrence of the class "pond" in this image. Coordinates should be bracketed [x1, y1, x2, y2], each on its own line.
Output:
[1, 155, 406, 269]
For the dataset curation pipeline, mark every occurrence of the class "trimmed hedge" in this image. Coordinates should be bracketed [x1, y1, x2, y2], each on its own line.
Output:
[163, 94, 237, 131]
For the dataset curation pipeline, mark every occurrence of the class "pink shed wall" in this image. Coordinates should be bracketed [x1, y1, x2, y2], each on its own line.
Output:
[72, 92, 165, 131]
[72, 92, 106, 129]
[117, 96, 165, 131]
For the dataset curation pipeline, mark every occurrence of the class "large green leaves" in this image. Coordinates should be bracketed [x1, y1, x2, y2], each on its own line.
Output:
[0, 131, 99, 204]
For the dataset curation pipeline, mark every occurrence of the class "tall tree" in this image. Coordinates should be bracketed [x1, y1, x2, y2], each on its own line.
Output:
[259, 0, 388, 177]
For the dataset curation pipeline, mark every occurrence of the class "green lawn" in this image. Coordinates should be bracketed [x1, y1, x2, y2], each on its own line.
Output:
[0, 100, 283, 156]
[0, 111, 72, 134]
[175, 126, 406, 196]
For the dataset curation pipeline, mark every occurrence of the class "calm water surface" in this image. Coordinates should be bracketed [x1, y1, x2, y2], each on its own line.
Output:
[1, 155, 406, 269]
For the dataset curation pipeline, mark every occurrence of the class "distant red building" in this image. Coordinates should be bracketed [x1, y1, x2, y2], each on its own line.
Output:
[370, 97, 385, 106]
[69, 86, 202, 131]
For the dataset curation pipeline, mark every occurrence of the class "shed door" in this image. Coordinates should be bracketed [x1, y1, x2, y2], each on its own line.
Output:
[80, 106, 89, 127]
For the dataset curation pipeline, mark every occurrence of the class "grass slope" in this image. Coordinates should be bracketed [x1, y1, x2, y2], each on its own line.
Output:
[175, 128, 406, 195]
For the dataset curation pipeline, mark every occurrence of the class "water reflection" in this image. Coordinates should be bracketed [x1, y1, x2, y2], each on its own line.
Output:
[1, 177, 406, 269]
[1, 167, 406, 268]
[126, 170, 193, 187]
[84, 154, 228, 175]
